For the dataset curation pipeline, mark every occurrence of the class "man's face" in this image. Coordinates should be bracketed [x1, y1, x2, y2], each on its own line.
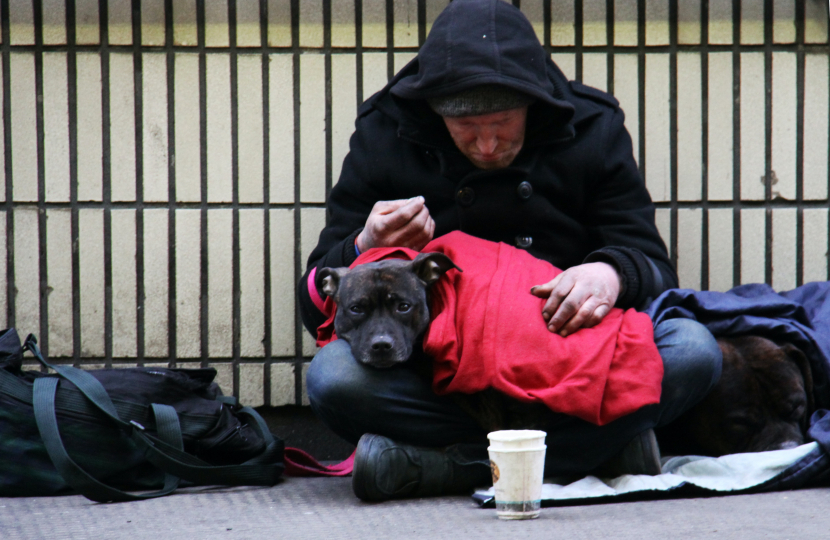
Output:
[442, 107, 528, 170]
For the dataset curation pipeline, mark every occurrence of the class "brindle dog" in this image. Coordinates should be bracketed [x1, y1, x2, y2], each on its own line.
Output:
[316, 253, 551, 432]
[316, 253, 458, 369]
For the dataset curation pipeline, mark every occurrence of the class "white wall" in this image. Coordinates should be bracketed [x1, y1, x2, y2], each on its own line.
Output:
[3, 0, 829, 405]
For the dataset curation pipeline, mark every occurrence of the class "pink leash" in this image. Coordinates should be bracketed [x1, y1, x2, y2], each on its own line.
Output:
[283, 447, 355, 477]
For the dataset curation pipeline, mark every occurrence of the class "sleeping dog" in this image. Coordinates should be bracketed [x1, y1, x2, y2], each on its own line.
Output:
[659, 335, 814, 457]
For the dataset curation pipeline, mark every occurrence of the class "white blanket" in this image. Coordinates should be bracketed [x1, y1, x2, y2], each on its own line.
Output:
[475, 443, 818, 504]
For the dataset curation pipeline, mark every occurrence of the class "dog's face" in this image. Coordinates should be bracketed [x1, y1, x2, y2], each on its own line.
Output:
[683, 336, 814, 456]
[316, 253, 458, 368]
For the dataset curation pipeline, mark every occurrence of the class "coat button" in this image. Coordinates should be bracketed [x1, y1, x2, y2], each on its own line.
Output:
[456, 187, 475, 207]
[516, 181, 533, 200]
[515, 236, 533, 249]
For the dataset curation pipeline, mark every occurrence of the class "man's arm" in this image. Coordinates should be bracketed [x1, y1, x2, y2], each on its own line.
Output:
[298, 112, 435, 336]
[531, 106, 676, 335]
[581, 105, 677, 305]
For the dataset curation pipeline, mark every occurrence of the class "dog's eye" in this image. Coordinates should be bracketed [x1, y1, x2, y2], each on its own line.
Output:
[785, 400, 806, 421]
[727, 413, 763, 433]
[349, 305, 364, 315]
[397, 302, 412, 313]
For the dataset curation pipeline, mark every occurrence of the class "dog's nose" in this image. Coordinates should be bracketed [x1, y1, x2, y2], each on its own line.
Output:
[370, 337, 393, 352]
[777, 440, 801, 450]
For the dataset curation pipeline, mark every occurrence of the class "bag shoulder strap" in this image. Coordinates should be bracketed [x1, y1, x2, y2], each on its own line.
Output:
[284, 448, 355, 477]
[34, 377, 181, 502]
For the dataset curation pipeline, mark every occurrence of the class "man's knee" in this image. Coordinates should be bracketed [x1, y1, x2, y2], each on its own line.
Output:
[654, 318, 723, 423]
[307, 340, 367, 410]
[655, 318, 722, 386]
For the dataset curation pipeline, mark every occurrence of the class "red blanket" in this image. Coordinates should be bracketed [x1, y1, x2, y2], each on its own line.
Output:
[315, 232, 663, 426]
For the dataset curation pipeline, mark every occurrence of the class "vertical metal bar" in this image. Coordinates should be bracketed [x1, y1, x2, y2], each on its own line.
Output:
[574, 0, 583, 80]
[637, 0, 647, 181]
[259, 0, 273, 409]
[100, 0, 113, 367]
[133, 0, 145, 364]
[34, 0, 48, 355]
[543, 0, 552, 55]
[826, 17, 830, 282]
[67, 0, 81, 364]
[165, 0, 176, 366]
[732, 0, 741, 287]
[763, 0, 773, 286]
[418, 0, 426, 46]
[701, 0, 710, 290]
[291, 0, 303, 404]
[386, 0, 394, 79]
[2, 0, 14, 331]
[356, 0, 364, 105]
[606, 0, 614, 93]
[324, 0, 333, 200]
[197, 0, 208, 369]
[229, 0, 241, 395]
[669, 0, 679, 269]
[794, 0, 805, 286]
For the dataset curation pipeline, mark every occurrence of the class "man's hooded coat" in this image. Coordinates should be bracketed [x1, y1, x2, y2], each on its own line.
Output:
[300, 0, 676, 335]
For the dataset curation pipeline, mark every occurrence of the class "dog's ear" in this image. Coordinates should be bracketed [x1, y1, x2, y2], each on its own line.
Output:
[411, 252, 461, 286]
[316, 267, 350, 298]
[781, 342, 815, 418]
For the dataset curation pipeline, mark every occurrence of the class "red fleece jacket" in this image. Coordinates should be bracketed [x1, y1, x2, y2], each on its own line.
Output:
[313, 232, 663, 426]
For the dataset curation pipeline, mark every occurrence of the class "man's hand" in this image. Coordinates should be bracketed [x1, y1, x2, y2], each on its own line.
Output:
[530, 262, 622, 337]
[356, 197, 436, 252]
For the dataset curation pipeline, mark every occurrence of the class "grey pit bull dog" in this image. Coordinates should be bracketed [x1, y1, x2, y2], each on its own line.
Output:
[316, 252, 569, 433]
[315, 253, 459, 369]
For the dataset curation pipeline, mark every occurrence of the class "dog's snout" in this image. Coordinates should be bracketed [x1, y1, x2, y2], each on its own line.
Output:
[776, 440, 801, 451]
[370, 336, 393, 352]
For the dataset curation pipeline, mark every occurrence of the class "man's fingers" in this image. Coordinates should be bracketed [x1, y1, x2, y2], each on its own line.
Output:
[372, 197, 416, 215]
[408, 204, 432, 230]
[558, 299, 609, 337]
[545, 295, 579, 332]
[411, 216, 436, 251]
[530, 274, 562, 298]
[426, 215, 436, 239]
[539, 275, 574, 323]
[530, 274, 565, 322]
[388, 205, 432, 245]
[587, 303, 612, 327]
[379, 197, 425, 230]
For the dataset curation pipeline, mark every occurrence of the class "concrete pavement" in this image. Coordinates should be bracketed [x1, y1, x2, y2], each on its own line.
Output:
[2, 477, 829, 540]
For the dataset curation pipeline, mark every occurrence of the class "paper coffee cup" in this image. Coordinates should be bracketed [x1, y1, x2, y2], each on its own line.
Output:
[487, 430, 547, 520]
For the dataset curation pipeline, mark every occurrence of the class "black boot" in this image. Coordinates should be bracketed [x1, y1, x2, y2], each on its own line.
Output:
[352, 433, 492, 502]
[596, 428, 662, 477]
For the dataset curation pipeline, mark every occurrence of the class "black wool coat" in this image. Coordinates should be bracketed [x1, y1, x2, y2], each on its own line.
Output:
[299, 0, 676, 336]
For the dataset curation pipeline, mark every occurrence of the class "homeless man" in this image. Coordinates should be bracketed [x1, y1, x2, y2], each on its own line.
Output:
[298, 0, 723, 502]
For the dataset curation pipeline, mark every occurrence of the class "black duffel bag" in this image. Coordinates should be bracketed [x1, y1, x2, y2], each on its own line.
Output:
[0, 328, 284, 502]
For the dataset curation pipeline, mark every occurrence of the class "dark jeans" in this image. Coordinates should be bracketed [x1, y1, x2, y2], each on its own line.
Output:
[307, 318, 722, 476]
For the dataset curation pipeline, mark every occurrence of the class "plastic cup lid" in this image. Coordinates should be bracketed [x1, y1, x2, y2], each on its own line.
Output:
[487, 430, 547, 450]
